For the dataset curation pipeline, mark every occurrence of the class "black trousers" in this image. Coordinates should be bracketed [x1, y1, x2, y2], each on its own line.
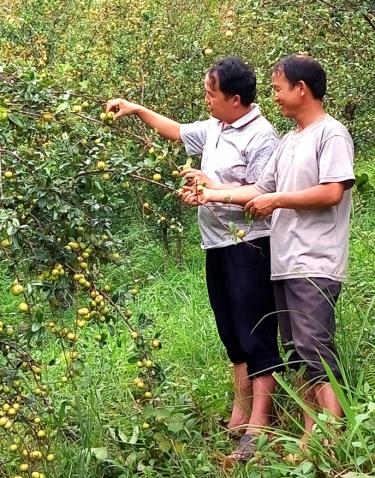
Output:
[206, 237, 283, 378]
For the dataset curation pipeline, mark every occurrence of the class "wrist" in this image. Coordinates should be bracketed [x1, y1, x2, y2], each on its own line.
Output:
[134, 104, 145, 116]
[273, 192, 284, 209]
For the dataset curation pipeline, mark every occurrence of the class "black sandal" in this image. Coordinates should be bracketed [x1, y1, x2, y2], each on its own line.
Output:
[226, 433, 257, 463]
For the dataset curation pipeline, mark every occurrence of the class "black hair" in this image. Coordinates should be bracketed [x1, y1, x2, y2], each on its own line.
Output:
[273, 54, 326, 100]
[208, 56, 256, 106]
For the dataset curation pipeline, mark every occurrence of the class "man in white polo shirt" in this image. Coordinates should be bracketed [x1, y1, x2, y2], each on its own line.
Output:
[106, 56, 283, 460]
[187, 54, 355, 449]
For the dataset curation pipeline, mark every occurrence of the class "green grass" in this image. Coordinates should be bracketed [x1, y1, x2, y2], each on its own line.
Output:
[1, 155, 375, 477]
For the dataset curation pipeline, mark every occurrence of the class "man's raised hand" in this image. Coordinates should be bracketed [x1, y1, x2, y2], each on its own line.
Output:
[106, 98, 140, 121]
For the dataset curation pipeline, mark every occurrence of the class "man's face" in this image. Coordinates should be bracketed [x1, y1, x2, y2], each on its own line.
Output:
[272, 70, 302, 118]
[204, 73, 234, 122]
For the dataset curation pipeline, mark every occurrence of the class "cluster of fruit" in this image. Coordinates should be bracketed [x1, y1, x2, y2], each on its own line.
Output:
[38, 263, 66, 282]
[130, 330, 161, 409]
[0, 360, 56, 477]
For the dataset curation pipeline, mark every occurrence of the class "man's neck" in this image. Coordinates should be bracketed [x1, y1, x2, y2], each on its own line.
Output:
[294, 102, 326, 131]
[225, 104, 253, 125]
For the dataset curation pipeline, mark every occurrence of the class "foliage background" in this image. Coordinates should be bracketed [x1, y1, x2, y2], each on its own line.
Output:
[0, 1, 374, 477]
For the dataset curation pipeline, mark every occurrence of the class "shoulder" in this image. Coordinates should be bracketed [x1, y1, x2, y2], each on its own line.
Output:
[243, 116, 280, 149]
[180, 117, 215, 138]
[319, 115, 353, 146]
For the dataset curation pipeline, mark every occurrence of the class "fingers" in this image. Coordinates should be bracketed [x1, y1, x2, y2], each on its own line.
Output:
[106, 99, 121, 114]
[177, 186, 202, 206]
[180, 167, 198, 177]
[244, 200, 253, 212]
[180, 168, 200, 185]
[113, 109, 127, 121]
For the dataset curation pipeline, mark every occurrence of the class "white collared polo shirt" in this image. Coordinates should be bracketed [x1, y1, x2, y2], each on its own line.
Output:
[180, 105, 279, 249]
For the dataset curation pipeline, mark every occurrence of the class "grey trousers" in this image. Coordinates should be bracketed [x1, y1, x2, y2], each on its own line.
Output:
[273, 277, 342, 383]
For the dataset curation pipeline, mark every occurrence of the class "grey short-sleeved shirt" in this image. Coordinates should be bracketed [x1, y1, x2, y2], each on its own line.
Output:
[255, 114, 355, 281]
[180, 105, 279, 249]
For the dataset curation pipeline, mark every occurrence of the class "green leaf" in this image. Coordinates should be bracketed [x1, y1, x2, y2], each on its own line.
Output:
[55, 102, 70, 114]
[167, 421, 184, 434]
[8, 113, 25, 128]
[91, 447, 108, 462]
[154, 432, 172, 453]
[31, 323, 42, 332]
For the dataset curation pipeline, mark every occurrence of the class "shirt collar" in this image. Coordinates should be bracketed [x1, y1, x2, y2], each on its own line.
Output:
[226, 104, 262, 129]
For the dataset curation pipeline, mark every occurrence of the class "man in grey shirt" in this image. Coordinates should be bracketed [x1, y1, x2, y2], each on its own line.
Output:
[107, 56, 283, 461]
[191, 55, 355, 449]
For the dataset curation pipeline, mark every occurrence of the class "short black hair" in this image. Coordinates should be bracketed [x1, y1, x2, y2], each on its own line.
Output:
[208, 56, 256, 106]
[273, 55, 327, 100]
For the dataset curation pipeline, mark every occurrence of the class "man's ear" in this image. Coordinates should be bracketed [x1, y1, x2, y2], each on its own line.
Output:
[298, 80, 308, 97]
[233, 94, 241, 106]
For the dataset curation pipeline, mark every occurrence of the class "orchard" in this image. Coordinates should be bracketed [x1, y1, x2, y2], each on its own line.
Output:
[1, 1, 375, 477]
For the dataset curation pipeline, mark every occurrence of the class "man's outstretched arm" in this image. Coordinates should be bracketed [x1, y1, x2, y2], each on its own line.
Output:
[106, 98, 181, 142]
[180, 183, 263, 206]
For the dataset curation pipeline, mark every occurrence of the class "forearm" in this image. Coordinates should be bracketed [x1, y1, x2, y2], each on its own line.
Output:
[136, 106, 181, 141]
[206, 184, 262, 204]
[274, 183, 345, 209]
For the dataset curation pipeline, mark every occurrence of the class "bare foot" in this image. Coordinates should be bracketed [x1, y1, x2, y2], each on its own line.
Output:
[227, 402, 250, 430]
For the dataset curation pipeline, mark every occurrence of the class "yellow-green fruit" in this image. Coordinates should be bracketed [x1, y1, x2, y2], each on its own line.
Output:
[4, 171, 13, 179]
[96, 160, 106, 170]
[106, 111, 115, 119]
[100, 112, 107, 121]
[0, 108, 8, 121]
[153, 173, 162, 182]
[72, 105, 82, 113]
[19, 464, 29, 471]
[1, 239, 10, 248]
[171, 170, 180, 177]
[236, 229, 246, 239]
[144, 391, 152, 398]
[30, 450, 42, 459]
[18, 302, 29, 313]
[9, 443, 18, 451]
[6, 326, 14, 336]
[151, 339, 160, 349]
[101, 173, 111, 180]
[142, 422, 150, 429]
[80, 262, 88, 269]
[37, 429, 46, 438]
[46, 453, 55, 461]
[224, 30, 234, 38]
[0, 416, 8, 426]
[78, 307, 89, 316]
[131, 331, 139, 339]
[204, 47, 213, 56]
